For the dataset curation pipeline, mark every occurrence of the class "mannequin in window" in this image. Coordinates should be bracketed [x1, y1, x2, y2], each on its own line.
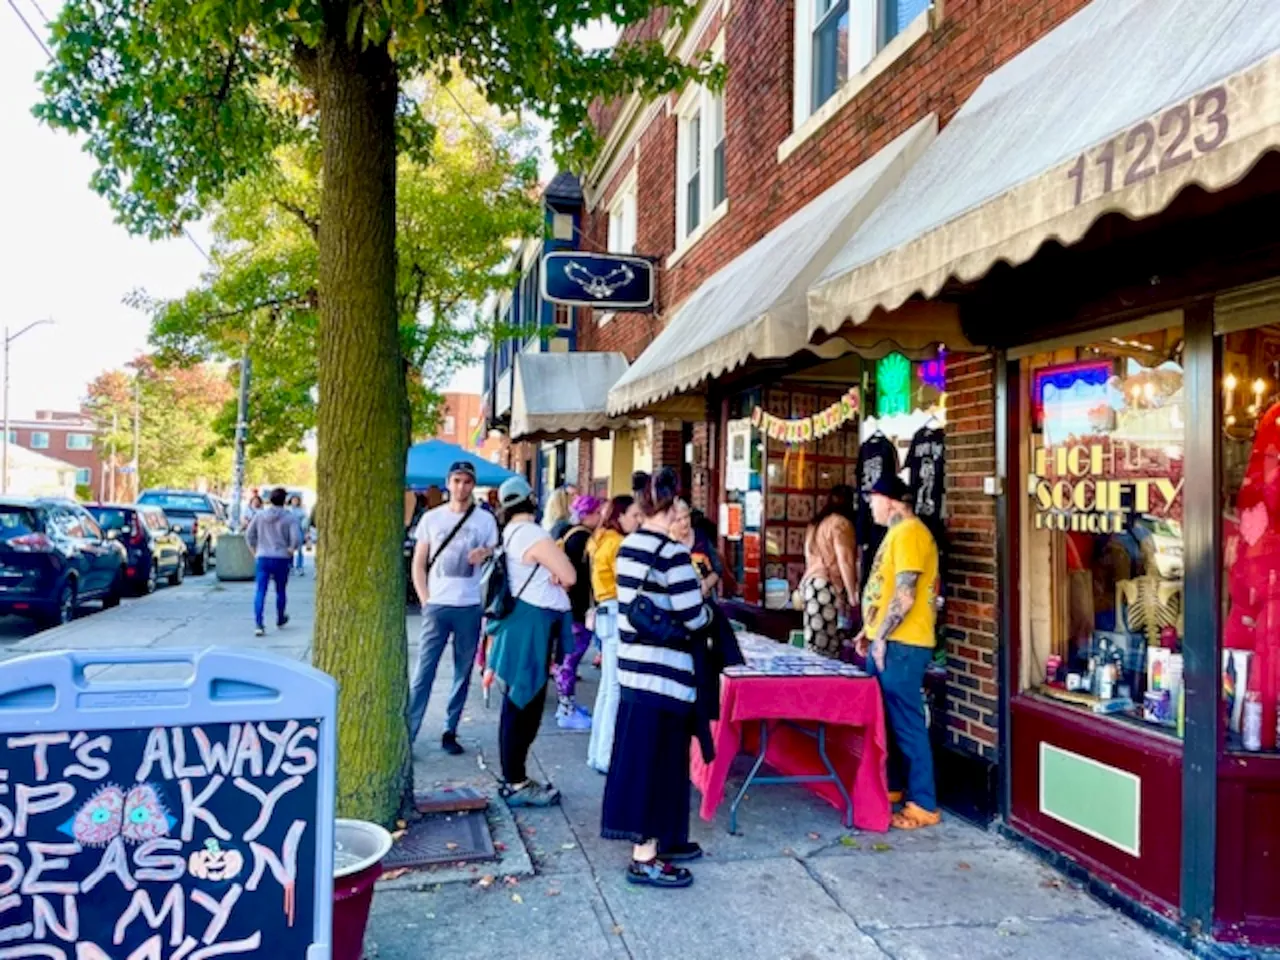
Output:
[1224, 402, 1280, 751]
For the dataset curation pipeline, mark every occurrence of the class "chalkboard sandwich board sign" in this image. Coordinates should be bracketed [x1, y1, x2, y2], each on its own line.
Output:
[0, 648, 337, 958]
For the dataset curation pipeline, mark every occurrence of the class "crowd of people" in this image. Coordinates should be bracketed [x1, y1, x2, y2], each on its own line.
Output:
[400, 457, 942, 889]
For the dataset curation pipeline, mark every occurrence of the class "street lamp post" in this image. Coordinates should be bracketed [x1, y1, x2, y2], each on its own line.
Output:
[2, 319, 54, 495]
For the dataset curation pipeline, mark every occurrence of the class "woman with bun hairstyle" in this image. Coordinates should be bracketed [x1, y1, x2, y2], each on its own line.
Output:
[601, 468, 711, 888]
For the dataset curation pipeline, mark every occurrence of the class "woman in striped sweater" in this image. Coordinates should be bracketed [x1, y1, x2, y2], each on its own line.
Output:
[601, 467, 711, 889]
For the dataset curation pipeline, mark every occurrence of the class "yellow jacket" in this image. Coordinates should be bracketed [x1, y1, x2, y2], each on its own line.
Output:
[589, 528, 623, 603]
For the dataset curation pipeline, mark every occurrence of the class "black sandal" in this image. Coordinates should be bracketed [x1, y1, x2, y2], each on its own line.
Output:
[627, 858, 693, 888]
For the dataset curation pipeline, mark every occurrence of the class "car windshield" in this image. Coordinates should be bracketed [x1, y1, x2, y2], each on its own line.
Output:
[138, 493, 208, 513]
[88, 508, 131, 531]
[0, 507, 38, 538]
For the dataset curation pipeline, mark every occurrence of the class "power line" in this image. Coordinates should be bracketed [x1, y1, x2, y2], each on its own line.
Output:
[6, 0, 212, 265]
[7, 0, 51, 58]
[25, 0, 48, 25]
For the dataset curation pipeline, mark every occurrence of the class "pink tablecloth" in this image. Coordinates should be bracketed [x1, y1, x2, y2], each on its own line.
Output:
[690, 674, 891, 832]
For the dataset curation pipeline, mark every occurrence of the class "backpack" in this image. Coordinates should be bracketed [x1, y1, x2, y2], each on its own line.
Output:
[556, 525, 589, 553]
[480, 523, 540, 621]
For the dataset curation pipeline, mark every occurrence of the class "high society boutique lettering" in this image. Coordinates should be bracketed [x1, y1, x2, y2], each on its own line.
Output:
[1031, 443, 1183, 532]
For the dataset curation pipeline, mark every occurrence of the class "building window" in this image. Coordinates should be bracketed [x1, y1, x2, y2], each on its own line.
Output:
[553, 304, 572, 329]
[607, 176, 638, 255]
[443, 415, 456, 436]
[29, 432, 49, 450]
[6, 430, 14, 444]
[66, 433, 93, 451]
[75, 468, 92, 486]
[469, 417, 480, 429]
[797, 0, 929, 122]
[1218, 302, 1280, 754]
[676, 87, 727, 246]
[1018, 320, 1185, 740]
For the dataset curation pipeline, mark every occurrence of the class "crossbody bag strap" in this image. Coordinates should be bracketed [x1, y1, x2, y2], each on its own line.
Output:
[426, 503, 477, 574]
[507, 521, 542, 601]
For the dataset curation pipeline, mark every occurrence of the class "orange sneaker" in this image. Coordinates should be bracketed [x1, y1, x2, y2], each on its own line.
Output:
[890, 802, 941, 830]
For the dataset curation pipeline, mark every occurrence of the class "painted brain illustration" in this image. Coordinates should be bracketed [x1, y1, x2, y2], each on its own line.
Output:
[70, 785, 124, 846]
[122, 783, 173, 842]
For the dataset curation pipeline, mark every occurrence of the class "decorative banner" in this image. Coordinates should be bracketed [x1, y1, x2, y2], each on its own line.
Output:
[751, 387, 860, 445]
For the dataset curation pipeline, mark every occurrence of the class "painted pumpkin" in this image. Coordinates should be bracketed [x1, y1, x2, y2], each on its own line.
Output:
[188, 838, 244, 882]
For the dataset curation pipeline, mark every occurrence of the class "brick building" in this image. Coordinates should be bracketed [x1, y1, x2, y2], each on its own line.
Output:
[485, 0, 1280, 944]
[432, 391, 503, 463]
[6, 410, 102, 494]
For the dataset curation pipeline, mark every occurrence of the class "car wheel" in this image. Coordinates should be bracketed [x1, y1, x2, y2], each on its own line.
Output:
[41, 581, 76, 628]
[103, 572, 123, 608]
[192, 544, 209, 576]
[144, 563, 159, 595]
[169, 559, 185, 587]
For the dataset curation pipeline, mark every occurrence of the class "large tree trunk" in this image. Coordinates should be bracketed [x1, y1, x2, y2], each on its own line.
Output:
[313, 19, 410, 826]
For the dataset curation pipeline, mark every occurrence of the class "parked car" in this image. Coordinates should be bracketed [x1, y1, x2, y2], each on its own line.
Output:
[136, 489, 224, 574]
[86, 504, 188, 595]
[0, 497, 126, 627]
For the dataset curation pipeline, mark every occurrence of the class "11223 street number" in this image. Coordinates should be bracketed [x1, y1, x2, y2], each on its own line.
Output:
[1066, 86, 1229, 207]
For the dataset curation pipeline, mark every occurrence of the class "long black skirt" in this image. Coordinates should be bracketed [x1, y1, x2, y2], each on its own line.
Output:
[601, 698, 692, 848]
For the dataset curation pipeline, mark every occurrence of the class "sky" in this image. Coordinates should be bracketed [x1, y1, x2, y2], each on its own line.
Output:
[0, 6, 615, 417]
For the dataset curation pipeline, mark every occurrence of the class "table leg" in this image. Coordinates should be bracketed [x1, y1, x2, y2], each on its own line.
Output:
[816, 723, 855, 829]
[726, 720, 856, 832]
[728, 720, 770, 835]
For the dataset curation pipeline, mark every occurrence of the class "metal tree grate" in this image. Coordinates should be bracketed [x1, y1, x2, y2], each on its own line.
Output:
[383, 810, 497, 869]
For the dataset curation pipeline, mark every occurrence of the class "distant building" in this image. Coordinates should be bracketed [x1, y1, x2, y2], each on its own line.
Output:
[2, 445, 78, 499]
[433, 392, 503, 462]
[5, 410, 102, 495]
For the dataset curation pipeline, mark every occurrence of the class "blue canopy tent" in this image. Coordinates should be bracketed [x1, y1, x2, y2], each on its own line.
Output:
[405, 439, 518, 490]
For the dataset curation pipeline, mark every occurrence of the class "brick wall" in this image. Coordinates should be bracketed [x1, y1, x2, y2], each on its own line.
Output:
[583, 0, 1093, 344]
[942, 353, 998, 761]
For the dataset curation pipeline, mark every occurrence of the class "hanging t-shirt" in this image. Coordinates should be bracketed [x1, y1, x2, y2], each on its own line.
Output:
[906, 426, 946, 526]
[415, 504, 499, 607]
[856, 434, 900, 589]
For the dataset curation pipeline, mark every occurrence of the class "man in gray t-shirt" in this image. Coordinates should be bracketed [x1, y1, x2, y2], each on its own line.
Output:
[407, 460, 498, 755]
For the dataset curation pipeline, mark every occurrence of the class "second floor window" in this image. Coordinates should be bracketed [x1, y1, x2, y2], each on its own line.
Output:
[30, 432, 49, 450]
[676, 87, 727, 246]
[67, 433, 93, 450]
[801, 0, 930, 119]
[443, 415, 456, 435]
[608, 177, 637, 255]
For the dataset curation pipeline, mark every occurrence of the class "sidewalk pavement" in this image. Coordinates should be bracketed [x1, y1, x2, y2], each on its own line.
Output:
[0, 557, 1192, 960]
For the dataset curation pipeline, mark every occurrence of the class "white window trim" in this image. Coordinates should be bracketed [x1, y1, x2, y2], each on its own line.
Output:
[29, 432, 49, 450]
[673, 83, 727, 259]
[666, 199, 730, 269]
[782, 2, 931, 164]
[607, 169, 638, 256]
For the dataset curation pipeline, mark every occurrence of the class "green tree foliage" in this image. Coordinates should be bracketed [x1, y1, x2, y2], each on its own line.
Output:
[84, 357, 234, 493]
[36, 0, 719, 825]
[146, 80, 541, 457]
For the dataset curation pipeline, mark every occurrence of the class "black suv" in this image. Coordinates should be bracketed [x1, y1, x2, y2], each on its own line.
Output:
[136, 489, 223, 574]
[87, 504, 187, 595]
[0, 498, 126, 627]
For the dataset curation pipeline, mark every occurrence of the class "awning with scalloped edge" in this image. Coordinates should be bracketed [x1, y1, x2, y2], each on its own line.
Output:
[808, 0, 1280, 338]
[510, 351, 630, 441]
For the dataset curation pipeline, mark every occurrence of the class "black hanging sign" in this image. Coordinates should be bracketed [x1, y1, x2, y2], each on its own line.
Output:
[540, 251, 656, 311]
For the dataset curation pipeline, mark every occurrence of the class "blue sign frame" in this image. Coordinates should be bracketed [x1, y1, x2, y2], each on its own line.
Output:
[0, 648, 337, 958]
[541, 251, 655, 311]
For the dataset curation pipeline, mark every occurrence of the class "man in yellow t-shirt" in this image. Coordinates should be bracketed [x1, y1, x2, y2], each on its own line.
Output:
[855, 473, 941, 830]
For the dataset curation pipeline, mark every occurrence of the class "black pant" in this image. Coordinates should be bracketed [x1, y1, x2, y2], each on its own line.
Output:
[499, 683, 548, 784]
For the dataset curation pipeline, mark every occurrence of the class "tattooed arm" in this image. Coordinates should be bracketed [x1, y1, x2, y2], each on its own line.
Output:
[869, 571, 921, 670]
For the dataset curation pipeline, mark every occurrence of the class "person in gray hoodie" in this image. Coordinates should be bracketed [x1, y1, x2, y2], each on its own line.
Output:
[246, 487, 302, 637]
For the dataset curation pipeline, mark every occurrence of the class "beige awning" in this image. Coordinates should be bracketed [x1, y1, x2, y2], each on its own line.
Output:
[510, 351, 630, 441]
[809, 0, 1280, 337]
[607, 116, 937, 417]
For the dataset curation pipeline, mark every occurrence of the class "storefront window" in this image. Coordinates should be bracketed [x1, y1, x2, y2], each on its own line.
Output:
[1219, 316, 1280, 754]
[1019, 323, 1186, 738]
[724, 388, 764, 603]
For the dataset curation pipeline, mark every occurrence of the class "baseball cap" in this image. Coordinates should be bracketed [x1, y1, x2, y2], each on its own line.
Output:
[868, 473, 910, 502]
[498, 476, 533, 507]
[448, 460, 477, 481]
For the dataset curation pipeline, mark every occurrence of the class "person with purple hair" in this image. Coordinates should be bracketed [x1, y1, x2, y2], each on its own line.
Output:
[555, 493, 604, 730]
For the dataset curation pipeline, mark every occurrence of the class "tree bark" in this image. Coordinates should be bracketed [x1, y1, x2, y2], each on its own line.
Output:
[312, 16, 410, 826]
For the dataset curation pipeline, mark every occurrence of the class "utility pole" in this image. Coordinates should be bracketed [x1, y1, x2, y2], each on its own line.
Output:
[2, 319, 54, 495]
[131, 373, 141, 500]
[229, 348, 251, 530]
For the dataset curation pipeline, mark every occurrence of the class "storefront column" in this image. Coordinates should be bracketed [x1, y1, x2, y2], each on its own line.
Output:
[995, 350, 1015, 822]
[1181, 302, 1220, 935]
